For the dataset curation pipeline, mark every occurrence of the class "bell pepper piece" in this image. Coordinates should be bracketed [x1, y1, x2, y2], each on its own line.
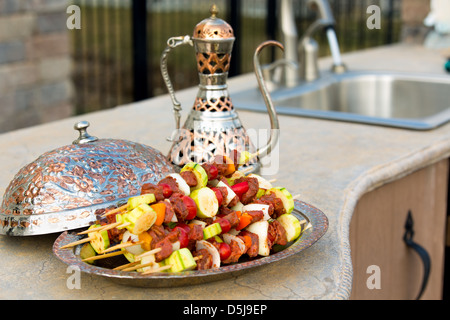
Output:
[151, 202, 166, 226]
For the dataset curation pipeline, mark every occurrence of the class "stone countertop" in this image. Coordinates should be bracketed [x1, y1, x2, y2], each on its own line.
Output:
[0, 43, 449, 300]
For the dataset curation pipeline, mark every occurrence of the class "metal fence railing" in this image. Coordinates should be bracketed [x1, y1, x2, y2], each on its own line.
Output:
[69, 0, 402, 115]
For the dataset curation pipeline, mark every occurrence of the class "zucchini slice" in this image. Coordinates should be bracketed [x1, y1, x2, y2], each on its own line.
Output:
[190, 187, 219, 218]
[127, 194, 156, 210]
[88, 224, 110, 254]
[225, 170, 244, 186]
[203, 222, 222, 239]
[277, 213, 302, 242]
[180, 162, 208, 190]
[121, 203, 157, 235]
[80, 243, 97, 264]
[267, 187, 295, 214]
[165, 248, 197, 272]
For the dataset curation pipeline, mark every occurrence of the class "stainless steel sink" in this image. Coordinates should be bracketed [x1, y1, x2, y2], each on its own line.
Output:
[232, 71, 450, 130]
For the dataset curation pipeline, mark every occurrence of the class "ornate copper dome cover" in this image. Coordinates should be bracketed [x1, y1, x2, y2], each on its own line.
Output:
[0, 121, 174, 236]
[193, 4, 234, 40]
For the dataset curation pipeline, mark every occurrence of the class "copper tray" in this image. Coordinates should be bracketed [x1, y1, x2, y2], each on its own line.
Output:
[52, 200, 328, 288]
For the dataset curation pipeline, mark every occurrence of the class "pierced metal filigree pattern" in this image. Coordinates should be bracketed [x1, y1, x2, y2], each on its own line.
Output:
[193, 5, 234, 40]
[168, 127, 258, 167]
[196, 52, 231, 75]
[193, 96, 233, 112]
[1, 139, 174, 236]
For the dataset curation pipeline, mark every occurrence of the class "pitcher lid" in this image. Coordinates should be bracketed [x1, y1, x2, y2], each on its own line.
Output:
[193, 4, 234, 40]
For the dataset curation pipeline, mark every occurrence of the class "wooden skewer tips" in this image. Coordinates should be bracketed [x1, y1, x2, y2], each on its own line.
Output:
[102, 203, 128, 217]
[60, 236, 93, 249]
[134, 247, 162, 261]
[141, 264, 172, 275]
[100, 240, 143, 254]
[81, 250, 124, 262]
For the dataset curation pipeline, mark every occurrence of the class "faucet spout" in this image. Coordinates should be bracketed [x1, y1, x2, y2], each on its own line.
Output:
[307, 0, 335, 26]
[280, 0, 300, 87]
[271, 0, 346, 87]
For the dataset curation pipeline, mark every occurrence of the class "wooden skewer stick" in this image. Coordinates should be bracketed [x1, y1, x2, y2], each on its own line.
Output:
[141, 264, 172, 275]
[102, 203, 128, 217]
[303, 222, 313, 232]
[292, 194, 301, 200]
[122, 261, 157, 272]
[81, 250, 124, 262]
[60, 236, 94, 249]
[113, 261, 140, 271]
[100, 240, 143, 254]
[102, 221, 131, 232]
[78, 221, 131, 236]
[268, 179, 277, 183]
[137, 256, 202, 274]
[134, 247, 162, 261]
[77, 224, 106, 235]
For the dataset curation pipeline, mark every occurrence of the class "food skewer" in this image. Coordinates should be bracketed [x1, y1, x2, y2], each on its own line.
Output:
[99, 221, 131, 232]
[124, 256, 203, 273]
[77, 224, 107, 235]
[141, 264, 173, 275]
[134, 247, 163, 261]
[102, 203, 128, 217]
[100, 240, 144, 254]
[81, 250, 125, 262]
[60, 236, 95, 249]
[113, 261, 140, 271]
[122, 261, 159, 272]
[69, 153, 307, 274]
[115, 254, 202, 274]
[77, 221, 129, 235]
[110, 248, 161, 270]
[62, 222, 132, 249]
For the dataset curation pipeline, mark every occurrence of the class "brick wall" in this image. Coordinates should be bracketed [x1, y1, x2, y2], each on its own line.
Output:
[0, 0, 73, 133]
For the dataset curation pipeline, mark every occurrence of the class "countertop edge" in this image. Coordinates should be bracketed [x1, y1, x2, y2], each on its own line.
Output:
[335, 137, 450, 300]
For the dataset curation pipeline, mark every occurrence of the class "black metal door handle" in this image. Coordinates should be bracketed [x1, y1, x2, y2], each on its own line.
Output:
[403, 210, 431, 300]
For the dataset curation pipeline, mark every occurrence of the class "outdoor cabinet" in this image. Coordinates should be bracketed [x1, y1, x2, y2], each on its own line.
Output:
[349, 159, 449, 300]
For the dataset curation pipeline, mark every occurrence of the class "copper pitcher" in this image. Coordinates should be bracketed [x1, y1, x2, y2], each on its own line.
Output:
[161, 5, 283, 173]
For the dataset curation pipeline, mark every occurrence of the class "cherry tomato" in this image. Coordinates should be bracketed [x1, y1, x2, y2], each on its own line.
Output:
[208, 165, 218, 180]
[218, 242, 231, 261]
[211, 187, 223, 206]
[182, 196, 197, 220]
[173, 226, 189, 248]
[215, 217, 231, 234]
[174, 223, 190, 234]
[159, 183, 173, 198]
[231, 181, 249, 197]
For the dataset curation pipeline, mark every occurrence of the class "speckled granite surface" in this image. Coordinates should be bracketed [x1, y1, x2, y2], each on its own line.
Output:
[0, 44, 449, 299]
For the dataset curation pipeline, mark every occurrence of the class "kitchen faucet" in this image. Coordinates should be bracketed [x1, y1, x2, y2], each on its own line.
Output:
[265, 0, 347, 88]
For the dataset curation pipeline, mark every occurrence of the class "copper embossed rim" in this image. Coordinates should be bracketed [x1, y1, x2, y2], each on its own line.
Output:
[52, 200, 328, 286]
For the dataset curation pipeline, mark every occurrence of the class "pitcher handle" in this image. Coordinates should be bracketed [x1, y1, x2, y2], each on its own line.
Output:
[160, 35, 193, 139]
[253, 40, 283, 158]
